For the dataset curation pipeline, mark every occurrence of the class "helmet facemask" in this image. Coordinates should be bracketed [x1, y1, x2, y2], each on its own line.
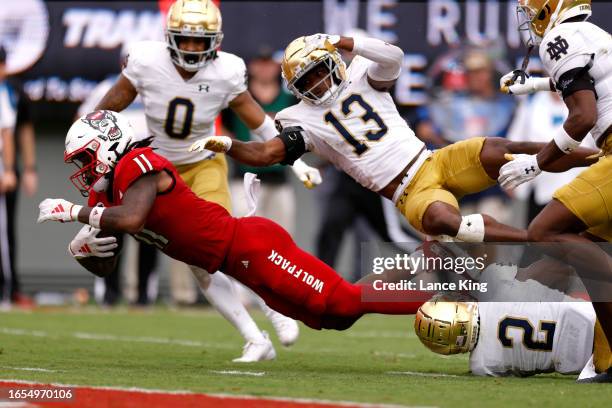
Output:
[166, 29, 223, 72]
[65, 139, 109, 197]
[287, 54, 347, 106]
[517, 5, 542, 47]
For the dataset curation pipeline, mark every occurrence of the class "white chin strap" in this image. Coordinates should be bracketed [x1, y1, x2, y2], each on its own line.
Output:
[318, 83, 338, 105]
[544, 0, 565, 37]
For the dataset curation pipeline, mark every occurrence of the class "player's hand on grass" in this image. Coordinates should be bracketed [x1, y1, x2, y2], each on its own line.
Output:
[68, 225, 118, 259]
[37, 198, 82, 224]
[291, 159, 322, 189]
[498, 153, 541, 190]
[189, 136, 232, 154]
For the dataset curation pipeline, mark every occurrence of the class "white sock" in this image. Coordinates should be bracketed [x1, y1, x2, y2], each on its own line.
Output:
[251, 289, 283, 321]
[190, 266, 265, 343]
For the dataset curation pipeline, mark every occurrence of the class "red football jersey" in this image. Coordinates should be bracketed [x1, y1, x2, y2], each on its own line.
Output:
[88, 147, 236, 273]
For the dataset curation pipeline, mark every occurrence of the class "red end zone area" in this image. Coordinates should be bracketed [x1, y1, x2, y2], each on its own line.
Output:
[0, 380, 398, 408]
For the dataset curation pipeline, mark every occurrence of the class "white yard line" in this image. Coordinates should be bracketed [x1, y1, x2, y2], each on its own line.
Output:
[0, 327, 234, 350]
[386, 371, 462, 378]
[0, 367, 58, 373]
[209, 370, 265, 377]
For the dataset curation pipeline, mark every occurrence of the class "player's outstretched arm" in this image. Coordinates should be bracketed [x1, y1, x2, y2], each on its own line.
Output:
[37, 173, 159, 234]
[94, 74, 138, 112]
[190, 135, 286, 167]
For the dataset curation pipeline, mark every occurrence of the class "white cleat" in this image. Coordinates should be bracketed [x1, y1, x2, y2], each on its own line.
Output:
[232, 331, 276, 363]
[269, 312, 300, 347]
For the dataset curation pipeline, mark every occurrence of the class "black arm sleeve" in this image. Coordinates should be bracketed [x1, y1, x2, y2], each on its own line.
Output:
[556, 55, 597, 99]
[276, 125, 307, 165]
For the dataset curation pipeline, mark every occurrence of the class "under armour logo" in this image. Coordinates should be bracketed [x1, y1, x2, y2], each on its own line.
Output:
[198, 84, 210, 92]
[546, 36, 569, 61]
[524, 166, 537, 174]
[241, 260, 249, 268]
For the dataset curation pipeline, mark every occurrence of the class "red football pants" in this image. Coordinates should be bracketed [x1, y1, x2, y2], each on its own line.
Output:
[224, 217, 427, 330]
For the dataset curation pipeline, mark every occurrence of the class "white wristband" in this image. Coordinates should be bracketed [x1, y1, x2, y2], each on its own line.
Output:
[250, 115, 277, 141]
[553, 126, 581, 154]
[70, 205, 83, 221]
[88, 206, 105, 229]
[533, 77, 553, 92]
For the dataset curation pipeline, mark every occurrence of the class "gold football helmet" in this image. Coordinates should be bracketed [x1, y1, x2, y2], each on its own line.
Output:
[414, 293, 479, 355]
[281, 36, 347, 106]
[517, 0, 591, 46]
[166, 0, 223, 71]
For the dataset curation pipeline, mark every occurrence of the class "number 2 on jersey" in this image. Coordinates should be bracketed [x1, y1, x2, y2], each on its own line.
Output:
[498, 317, 556, 351]
[324, 94, 387, 155]
[165, 97, 194, 139]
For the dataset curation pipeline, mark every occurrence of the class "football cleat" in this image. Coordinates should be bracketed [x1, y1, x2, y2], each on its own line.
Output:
[232, 331, 276, 363]
[576, 367, 612, 383]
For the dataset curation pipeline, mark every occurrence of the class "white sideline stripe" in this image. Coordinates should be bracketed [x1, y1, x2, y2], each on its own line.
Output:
[0, 403, 37, 408]
[0, 327, 234, 350]
[0, 366, 58, 373]
[209, 370, 265, 377]
[387, 371, 462, 378]
[0, 379, 430, 408]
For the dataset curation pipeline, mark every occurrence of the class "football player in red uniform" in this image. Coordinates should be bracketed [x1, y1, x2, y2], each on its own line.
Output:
[38, 111, 426, 330]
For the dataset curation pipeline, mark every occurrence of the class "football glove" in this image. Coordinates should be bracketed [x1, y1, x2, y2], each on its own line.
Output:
[68, 225, 118, 259]
[498, 153, 541, 190]
[500, 71, 552, 95]
[189, 136, 232, 153]
[37, 198, 82, 224]
[302, 33, 341, 55]
[291, 158, 322, 189]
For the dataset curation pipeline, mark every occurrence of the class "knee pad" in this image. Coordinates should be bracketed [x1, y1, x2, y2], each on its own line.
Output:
[455, 214, 485, 242]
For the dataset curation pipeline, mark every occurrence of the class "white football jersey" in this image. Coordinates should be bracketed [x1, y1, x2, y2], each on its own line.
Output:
[470, 293, 595, 376]
[539, 21, 612, 145]
[275, 56, 426, 192]
[123, 41, 247, 165]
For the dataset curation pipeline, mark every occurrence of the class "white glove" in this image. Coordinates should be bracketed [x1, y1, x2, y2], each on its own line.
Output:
[498, 153, 541, 190]
[188, 136, 232, 154]
[500, 71, 552, 95]
[37, 198, 82, 224]
[303, 33, 340, 55]
[68, 225, 118, 259]
[291, 158, 322, 189]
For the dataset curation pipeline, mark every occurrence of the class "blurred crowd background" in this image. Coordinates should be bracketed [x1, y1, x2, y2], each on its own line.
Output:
[1, 0, 611, 309]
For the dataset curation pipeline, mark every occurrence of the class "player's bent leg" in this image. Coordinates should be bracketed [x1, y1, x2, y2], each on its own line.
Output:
[421, 200, 526, 242]
[225, 217, 428, 331]
[190, 266, 275, 362]
[528, 198, 612, 355]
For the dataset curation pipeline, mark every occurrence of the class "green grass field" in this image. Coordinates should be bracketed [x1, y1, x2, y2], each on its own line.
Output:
[0, 307, 610, 407]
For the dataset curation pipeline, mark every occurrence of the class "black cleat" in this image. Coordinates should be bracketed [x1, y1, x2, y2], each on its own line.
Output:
[577, 368, 612, 383]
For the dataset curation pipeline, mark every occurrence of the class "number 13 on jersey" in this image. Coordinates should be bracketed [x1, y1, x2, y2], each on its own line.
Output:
[324, 94, 387, 155]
